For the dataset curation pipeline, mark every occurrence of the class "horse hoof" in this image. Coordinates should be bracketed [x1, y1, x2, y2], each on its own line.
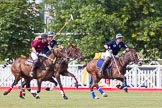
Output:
[102, 93, 108, 97]
[63, 96, 68, 100]
[74, 83, 79, 88]
[45, 87, 50, 91]
[3, 91, 8, 95]
[37, 90, 40, 93]
[31, 93, 37, 97]
[123, 87, 128, 93]
[116, 84, 122, 89]
[94, 97, 99, 99]
[19, 96, 25, 99]
[36, 96, 40, 99]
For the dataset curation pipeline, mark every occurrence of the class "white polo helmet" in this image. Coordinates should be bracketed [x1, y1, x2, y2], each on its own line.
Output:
[48, 32, 54, 37]
[116, 33, 123, 39]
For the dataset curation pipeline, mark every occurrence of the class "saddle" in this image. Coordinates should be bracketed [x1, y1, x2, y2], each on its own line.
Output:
[25, 59, 34, 67]
[96, 58, 113, 78]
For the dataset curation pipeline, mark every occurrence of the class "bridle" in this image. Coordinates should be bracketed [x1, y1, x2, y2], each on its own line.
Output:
[65, 47, 81, 61]
[126, 50, 140, 64]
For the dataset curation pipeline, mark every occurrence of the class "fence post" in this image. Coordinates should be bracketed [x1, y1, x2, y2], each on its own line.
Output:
[157, 65, 162, 88]
[133, 65, 138, 87]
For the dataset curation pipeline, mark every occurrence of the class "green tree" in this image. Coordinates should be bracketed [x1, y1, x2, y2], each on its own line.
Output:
[44, 0, 162, 62]
[0, 0, 44, 60]
[118, 0, 162, 59]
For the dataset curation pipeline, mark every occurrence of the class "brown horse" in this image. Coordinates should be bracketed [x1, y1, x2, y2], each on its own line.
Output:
[45, 44, 83, 89]
[45, 44, 83, 99]
[3, 47, 66, 99]
[3, 44, 82, 99]
[85, 49, 142, 99]
[22, 44, 82, 99]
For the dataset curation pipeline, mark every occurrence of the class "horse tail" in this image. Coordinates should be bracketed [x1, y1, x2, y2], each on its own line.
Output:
[2, 59, 14, 68]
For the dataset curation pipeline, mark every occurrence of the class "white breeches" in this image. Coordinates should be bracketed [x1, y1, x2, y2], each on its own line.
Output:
[101, 50, 112, 59]
[31, 52, 38, 62]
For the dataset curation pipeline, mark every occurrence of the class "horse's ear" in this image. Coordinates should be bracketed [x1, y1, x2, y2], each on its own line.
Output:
[126, 48, 130, 52]
[71, 43, 76, 47]
[53, 48, 58, 55]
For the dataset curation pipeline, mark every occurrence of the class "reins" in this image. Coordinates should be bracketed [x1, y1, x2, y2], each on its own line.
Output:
[39, 54, 56, 63]
[111, 53, 121, 75]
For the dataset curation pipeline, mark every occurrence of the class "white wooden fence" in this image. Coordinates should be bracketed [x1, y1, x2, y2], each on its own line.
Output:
[0, 64, 162, 88]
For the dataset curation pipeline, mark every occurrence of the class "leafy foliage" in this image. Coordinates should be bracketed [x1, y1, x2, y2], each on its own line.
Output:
[0, 0, 44, 60]
[0, 0, 161, 62]
[44, 0, 162, 62]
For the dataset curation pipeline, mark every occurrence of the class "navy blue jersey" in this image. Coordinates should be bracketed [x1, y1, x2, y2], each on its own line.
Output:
[105, 40, 128, 55]
[41, 40, 58, 55]
[49, 40, 58, 48]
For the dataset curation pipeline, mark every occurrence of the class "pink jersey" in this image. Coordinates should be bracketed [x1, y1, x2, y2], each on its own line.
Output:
[31, 39, 48, 53]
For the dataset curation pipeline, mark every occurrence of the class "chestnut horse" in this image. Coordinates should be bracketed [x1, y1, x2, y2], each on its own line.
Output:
[85, 49, 142, 99]
[22, 44, 82, 99]
[45, 44, 83, 99]
[3, 44, 82, 99]
[3, 47, 67, 99]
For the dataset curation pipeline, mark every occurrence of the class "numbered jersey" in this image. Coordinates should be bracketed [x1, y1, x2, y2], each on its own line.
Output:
[105, 40, 128, 55]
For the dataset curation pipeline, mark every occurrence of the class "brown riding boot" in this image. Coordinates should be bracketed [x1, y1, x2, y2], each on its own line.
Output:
[98, 57, 111, 76]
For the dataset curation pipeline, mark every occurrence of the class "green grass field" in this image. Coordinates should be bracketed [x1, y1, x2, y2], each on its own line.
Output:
[0, 90, 162, 108]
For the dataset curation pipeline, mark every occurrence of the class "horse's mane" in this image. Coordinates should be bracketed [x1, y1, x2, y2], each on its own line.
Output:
[119, 48, 136, 67]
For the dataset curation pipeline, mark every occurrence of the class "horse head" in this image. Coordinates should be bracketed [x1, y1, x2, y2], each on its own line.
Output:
[66, 44, 83, 61]
[124, 49, 142, 66]
[53, 47, 69, 61]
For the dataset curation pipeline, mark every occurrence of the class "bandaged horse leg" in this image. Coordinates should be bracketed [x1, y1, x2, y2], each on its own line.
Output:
[118, 76, 128, 89]
[19, 88, 24, 99]
[61, 71, 79, 88]
[3, 76, 20, 95]
[89, 77, 99, 99]
[90, 77, 100, 99]
[56, 74, 68, 100]
[90, 76, 107, 99]
[18, 79, 26, 99]
[3, 82, 15, 95]
[25, 79, 40, 98]
[21, 79, 40, 99]
[115, 74, 128, 92]
[122, 76, 128, 92]
[21, 81, 26, 97]
[45, 77, 58, 91]
[96, 84, 107, 97]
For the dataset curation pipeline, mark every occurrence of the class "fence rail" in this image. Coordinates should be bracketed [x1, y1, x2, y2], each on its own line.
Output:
[0, 64, 162, 88]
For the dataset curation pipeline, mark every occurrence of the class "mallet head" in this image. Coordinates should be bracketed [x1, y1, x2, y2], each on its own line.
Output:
[70, 14, 73, 21]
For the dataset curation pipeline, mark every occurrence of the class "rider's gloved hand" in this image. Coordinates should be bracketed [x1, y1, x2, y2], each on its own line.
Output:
[108, 49, 112, 53]
[122, 50, 126, 54]
[49, 47, 53, 51]
[39, 53, 47, 57]
[35, 52, 39, 55]
[50, 48, 54, 51]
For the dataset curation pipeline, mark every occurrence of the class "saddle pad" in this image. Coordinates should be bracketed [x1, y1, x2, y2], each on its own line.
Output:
[96, 58, 104, 69]
[25, 59, 33, 66]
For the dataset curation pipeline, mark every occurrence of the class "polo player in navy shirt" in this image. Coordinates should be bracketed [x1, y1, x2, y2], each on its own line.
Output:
[98, 33, 129, 76]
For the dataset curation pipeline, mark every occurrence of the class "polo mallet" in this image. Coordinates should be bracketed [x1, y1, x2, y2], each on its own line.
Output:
[110, 51, 121, 75]
[53, 14, 74, 39]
